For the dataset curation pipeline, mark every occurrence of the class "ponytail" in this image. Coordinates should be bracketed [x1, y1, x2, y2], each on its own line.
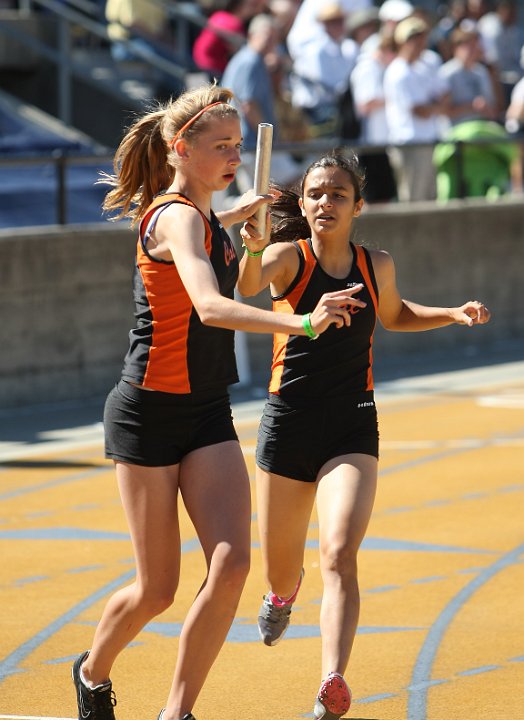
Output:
[100, 83, 238, 225]
[101, 109, 171, 224]
[269, 185, 310, 243]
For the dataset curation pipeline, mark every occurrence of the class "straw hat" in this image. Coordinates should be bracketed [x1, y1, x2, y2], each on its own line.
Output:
[393, 16, 429, 44]
[316, 2, 346, 22]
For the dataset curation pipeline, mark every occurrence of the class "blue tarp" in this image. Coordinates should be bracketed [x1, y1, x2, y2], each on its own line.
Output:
[0, 164, 113, 227]
[0, 96, 113, 228]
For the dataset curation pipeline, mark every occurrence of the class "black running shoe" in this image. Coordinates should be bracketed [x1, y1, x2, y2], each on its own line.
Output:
[72, 651, 117, 720]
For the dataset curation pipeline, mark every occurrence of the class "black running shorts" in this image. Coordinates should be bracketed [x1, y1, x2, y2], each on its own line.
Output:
[256, 391, 379, 482]
[104, 380, 238, 467]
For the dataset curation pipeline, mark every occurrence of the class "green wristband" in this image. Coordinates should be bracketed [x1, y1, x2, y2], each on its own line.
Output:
[302, 313, 319, 340]
[242, 242, 267, 258]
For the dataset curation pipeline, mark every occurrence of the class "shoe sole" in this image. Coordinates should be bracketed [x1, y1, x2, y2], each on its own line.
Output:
[257, 625, 287, 646]
[316, 674, 351, 718]
[72, 651, 90, 718]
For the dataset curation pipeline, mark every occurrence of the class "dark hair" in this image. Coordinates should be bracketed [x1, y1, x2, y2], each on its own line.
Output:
[269, 152, 365, 243]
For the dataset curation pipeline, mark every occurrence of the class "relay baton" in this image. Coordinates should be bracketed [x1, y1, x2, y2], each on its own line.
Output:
[253, 122, 273, 240]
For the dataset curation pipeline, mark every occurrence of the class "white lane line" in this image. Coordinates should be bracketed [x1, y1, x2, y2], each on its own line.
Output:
[477, 393, 524, 408]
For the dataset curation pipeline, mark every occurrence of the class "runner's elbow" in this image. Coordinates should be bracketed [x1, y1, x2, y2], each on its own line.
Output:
[194, 297, 229, 326]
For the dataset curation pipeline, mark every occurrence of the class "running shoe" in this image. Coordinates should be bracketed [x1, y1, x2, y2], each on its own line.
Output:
[157, 713, 196, 720]
[257, 569, 304, 646]
[72, 651, 117, 720]
[313, 672, 352, 720]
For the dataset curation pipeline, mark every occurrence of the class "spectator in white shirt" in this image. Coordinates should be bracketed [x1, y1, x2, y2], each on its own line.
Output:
[286, 0, 371, 61]
[290, 3, 358, 136]
[351, 29, 398, 201]
[505, 69, 524, 192]
[384, 16, 450, 201]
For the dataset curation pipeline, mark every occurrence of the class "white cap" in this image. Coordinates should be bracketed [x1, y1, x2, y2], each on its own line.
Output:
[378, 0, 414, 22]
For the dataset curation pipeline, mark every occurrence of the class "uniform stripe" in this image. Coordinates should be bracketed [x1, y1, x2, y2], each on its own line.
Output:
[270, 240, 315, 394]
[355, 245, 379, 391]
[121, 193, 238, 394]
[139, 194, 212, 393]
[267, 239, 378, 398]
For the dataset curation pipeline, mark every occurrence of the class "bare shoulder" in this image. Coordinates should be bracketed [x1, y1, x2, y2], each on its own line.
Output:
[366, 248, 396, 290]
[159, 200, 202, 225]
[367, 247, 394, 267]
[266, 241, 299, 260]
[156, 201, 205, 244]
[266, 240, 302, 274]
[266, 241, 302, 295]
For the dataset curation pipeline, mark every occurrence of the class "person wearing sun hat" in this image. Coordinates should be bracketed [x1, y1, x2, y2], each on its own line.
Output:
[383, 15, 450, 201]
[289, 2, 360, 136]
[358, 0, 413, 58]
[345, 6, 380, 45]
[286, 0, 373, 60]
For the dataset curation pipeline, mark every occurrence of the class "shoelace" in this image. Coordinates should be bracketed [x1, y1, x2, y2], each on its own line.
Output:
[261, 595, 292, 623]
[89, 686, 117, 718]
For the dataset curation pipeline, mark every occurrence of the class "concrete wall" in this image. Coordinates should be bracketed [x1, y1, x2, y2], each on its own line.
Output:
[1, 198, 523, 408]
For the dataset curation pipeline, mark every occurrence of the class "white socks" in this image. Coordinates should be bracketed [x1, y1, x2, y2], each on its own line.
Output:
[80, 664, 109, 691]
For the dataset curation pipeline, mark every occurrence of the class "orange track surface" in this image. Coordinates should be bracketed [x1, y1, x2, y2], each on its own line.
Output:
[1, 363, 523, 720]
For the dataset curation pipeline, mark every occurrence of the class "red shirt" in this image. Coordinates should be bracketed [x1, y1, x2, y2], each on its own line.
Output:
[192, 11, 245, 75]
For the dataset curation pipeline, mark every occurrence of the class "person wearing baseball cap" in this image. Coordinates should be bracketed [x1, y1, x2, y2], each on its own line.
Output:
[378, 0, 414, 23]
[358, 0, 413, 59]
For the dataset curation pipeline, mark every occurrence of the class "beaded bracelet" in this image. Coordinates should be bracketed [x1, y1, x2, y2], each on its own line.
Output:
[302, 313, 319, 340]
[242, 242, 267, 258]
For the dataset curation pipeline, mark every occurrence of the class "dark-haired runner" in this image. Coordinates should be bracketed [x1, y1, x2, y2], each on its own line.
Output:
[238, 152, 490, 719]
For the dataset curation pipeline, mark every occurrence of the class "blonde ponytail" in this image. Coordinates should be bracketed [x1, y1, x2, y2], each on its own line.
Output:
[101, 83, 238, 224]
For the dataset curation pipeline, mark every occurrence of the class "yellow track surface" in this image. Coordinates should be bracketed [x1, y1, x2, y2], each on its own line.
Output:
[1, 362, 523, 720]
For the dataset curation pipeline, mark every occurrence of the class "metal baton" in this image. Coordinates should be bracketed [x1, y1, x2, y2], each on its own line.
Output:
[253, 122, 273, 240]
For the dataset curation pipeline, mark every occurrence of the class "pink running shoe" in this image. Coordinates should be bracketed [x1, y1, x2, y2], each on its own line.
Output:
[313, 672, 352, 719]
[257, 569, 304, 646]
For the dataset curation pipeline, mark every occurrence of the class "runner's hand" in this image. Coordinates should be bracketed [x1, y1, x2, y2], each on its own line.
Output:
[309, 285, 367, 335]
[240, 213, 271, 251]
[451, 301, 491, 327]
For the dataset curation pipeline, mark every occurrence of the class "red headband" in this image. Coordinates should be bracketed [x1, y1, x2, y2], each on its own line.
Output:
[169, 102, 225, 149]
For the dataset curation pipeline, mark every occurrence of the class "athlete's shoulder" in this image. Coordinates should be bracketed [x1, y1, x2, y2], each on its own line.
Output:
[365, 248, 396, 291]
[150, 197, 209, 254]
[366, 247, 393, 268]
[158, 197, 206, 231]
[267, 239, 303, 256]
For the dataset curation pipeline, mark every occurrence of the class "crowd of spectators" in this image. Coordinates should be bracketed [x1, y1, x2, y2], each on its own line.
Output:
[184, 0, 524, 202]
[4, 0, 524, 202]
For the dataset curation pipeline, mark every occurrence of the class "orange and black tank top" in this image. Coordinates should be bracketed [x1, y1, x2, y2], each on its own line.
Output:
[269, 238, 379, 399]
[121, 192, 239, 394]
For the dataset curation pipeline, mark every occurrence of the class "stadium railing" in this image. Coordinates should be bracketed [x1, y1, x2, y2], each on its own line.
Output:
[1, 135, 522, 227]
